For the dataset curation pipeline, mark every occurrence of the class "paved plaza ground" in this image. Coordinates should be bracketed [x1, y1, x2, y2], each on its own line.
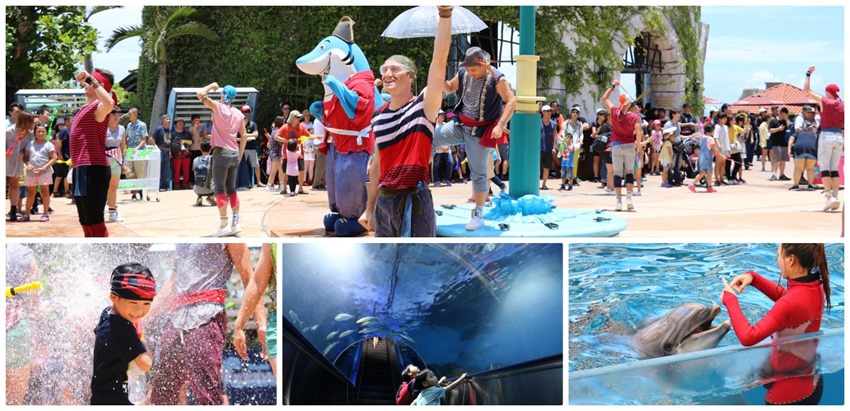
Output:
[5, 167, 842, 238]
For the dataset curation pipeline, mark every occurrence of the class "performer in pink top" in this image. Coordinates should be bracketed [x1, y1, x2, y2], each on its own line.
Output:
[196, 83, 249, 237]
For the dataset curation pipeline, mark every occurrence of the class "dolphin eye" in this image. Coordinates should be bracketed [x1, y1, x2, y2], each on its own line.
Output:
[663, 343, 672, 352]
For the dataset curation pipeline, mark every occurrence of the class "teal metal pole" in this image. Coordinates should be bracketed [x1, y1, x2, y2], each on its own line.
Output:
[509, 6, 540, 198]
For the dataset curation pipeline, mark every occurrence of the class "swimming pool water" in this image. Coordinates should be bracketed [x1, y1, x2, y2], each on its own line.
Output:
[569, 243, 844, 372]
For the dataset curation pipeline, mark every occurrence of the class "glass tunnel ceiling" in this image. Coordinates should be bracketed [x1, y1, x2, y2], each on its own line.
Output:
[283, 243, 563, 375]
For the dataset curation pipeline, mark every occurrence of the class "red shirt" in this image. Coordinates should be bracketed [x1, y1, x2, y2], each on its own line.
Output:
[276, 123, 309, 159]
[610, 106, 641, 145]
[373, 94, 434, 190]
[820, 97, 844, 130]
[70, 101, 109, 167]
[320, 70, 376, 155]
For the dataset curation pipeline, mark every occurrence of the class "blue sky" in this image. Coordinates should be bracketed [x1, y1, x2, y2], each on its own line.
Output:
[700, 6, 844, 104]
[90, 5, 844, 107]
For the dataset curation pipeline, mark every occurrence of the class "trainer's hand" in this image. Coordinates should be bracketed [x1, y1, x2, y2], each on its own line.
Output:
[612, 80, 621, 88]
[438, 6, 454, 18]
[76, 70, 90, 84]
[808, 65, 816, 74]
[720, 277, 736, 301]
[729, 272, 754, 293]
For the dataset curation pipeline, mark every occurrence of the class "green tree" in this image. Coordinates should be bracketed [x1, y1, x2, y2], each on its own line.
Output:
[5, 6, 98, 105]
[81, 6, 124, 73]
[105, 6, 219, 126]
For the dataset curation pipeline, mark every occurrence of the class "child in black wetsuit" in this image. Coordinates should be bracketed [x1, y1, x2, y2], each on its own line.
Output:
[90, 263, 157, 405]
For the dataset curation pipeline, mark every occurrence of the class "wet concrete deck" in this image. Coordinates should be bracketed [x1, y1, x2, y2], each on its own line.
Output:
[5, 168, 842, 239]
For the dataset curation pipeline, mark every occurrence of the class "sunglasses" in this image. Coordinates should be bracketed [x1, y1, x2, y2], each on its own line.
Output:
[379, 64, 409, 76]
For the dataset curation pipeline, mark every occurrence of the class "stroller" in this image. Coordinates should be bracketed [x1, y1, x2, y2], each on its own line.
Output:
[667, 138, 700, 186]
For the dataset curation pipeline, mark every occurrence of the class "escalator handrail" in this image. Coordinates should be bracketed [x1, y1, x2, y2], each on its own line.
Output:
[283, 316, 353, 385]
[446, 354, 563, 383]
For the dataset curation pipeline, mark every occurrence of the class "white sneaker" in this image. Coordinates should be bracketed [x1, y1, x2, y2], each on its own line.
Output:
[230, 215, 242, 236]
[465, 207, 485, 231]
[830, 197, 841, 211]
[212, 226, 231, 237]
[626, 197, 634, 211]
[267, 185, 276, 191]
[615, 197, 623, 211]
[108, 211, 122, 223]
[604, 188, 616, 196]
[824, 196, 836, 211]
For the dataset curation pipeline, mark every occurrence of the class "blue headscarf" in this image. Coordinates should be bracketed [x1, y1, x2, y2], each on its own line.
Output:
[222, 85, 237, 105]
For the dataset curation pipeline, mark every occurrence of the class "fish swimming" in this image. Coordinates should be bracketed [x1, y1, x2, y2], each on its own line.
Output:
[632, 303, 731, 358]
[335, 313, 354, 321]
[288, 310, 301, 324]
[357, 316, 378, 324]
[327, 331, 339, 340]
[339, 329, 355, 338]
[323, 341, 339, 356]
[359, 327, 382, 334]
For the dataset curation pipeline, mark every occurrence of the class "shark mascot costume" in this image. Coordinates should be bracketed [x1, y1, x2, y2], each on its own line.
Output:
[297, 17, 381, 236]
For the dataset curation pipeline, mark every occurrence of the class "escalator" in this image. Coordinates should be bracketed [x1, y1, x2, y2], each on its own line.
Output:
[354, 338, 397, 405]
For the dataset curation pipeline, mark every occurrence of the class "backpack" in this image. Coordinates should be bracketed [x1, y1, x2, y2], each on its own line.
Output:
[194, 155, 211, 186]
[591, 135, 608, 154]
[395, 380, 417, 405]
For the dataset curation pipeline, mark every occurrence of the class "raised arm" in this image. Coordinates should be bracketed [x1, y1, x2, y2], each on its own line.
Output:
[602, 81, 618, 112]
[802, 65, 823, 106]
[76, 70, 114, 122]
[197, 82, 221, 111]
[423, 6, 454, 123]
[233, 244, 273, 360]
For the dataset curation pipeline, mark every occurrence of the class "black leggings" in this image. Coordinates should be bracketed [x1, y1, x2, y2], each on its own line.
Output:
[729, 152, 743, 179]
[73, 165, 111, 226]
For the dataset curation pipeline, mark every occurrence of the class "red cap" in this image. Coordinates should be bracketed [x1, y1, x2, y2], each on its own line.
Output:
[826, 84, 840, 96]
[241, 105, 252, 112]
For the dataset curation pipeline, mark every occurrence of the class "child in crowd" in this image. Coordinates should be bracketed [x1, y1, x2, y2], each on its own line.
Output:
[21, 123, 57, 222]
[90, 263, 156, 405]
[396, 364, 421, 405]
[284, 139, 300, 196]
[689, 123, 720, 193]
[412, 369, 468, 405]
[659, 129, 674, 188]
[559, 133, 574, 191]
[713, 113, 730, 186]
[650, 120, 663, 175]
[193, 141, 215, 206]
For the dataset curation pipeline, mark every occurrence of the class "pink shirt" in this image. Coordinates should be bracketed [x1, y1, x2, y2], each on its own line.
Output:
[285, 149, 300, 176]
[210, 101, 244, 152]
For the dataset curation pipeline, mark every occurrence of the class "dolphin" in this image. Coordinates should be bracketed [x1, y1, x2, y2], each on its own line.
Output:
[632, 303, 731, 358]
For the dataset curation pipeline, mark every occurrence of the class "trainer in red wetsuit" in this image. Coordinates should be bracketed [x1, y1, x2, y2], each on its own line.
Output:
[721, 243, 833, 405]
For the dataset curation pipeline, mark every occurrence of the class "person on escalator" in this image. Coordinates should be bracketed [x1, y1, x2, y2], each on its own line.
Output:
[720, 243, 832, 405]
[411, 369, 468, 406]
[396, 364, 420, 405]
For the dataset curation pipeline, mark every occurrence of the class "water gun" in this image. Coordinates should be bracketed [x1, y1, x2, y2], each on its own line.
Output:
[46, 108, 56, 141]
[5, 130, 28, 158]
[6, 281, 42, 298]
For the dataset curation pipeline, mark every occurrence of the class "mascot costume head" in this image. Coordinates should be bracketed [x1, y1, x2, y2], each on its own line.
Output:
[296, 17, 381, 236]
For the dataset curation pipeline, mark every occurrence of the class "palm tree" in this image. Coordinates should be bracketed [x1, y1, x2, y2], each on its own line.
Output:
[105, 6, 218, 125]
[82, 6, 124, 73]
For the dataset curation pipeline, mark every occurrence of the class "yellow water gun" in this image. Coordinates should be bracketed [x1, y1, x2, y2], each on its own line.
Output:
[6, 281, 42, 298]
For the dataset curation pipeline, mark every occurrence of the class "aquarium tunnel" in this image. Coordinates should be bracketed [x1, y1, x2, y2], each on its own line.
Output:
[282, 243, 563, 405]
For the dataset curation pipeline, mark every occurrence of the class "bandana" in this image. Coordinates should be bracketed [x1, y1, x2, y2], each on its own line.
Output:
[111, 272, 156, 301]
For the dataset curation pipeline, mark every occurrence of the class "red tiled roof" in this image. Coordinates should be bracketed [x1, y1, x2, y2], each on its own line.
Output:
[730, 83, 821, 115]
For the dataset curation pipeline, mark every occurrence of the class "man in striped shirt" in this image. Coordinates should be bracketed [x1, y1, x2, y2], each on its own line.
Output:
[361, 6, 453, 237]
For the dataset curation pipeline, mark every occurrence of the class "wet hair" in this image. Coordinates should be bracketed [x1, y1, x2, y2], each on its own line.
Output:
[16, 112, 34, 131]
[274, 116, 286, 128]
[287, 139, 298, 152]
[414, 369, 436, 391]
[703, 123, 714, 134]
[780, 243, 831, 312]
[200, 140, 212, 153]
[401, 364, 419, 382]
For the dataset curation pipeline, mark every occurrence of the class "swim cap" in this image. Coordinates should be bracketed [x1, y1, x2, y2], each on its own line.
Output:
[221, 85, 237, 104]
[111, 263, 156, 301]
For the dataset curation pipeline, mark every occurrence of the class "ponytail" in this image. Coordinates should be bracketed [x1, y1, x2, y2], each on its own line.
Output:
[781, 243, 831, 312]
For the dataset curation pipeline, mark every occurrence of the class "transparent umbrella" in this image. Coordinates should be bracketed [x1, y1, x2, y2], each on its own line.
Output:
[381, 6, 487, 39]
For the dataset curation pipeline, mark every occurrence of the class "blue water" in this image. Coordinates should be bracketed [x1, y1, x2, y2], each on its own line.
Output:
[283, 243, 563, 377]
[568, 243, 844, 404]
[569, 243, 844, 372]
